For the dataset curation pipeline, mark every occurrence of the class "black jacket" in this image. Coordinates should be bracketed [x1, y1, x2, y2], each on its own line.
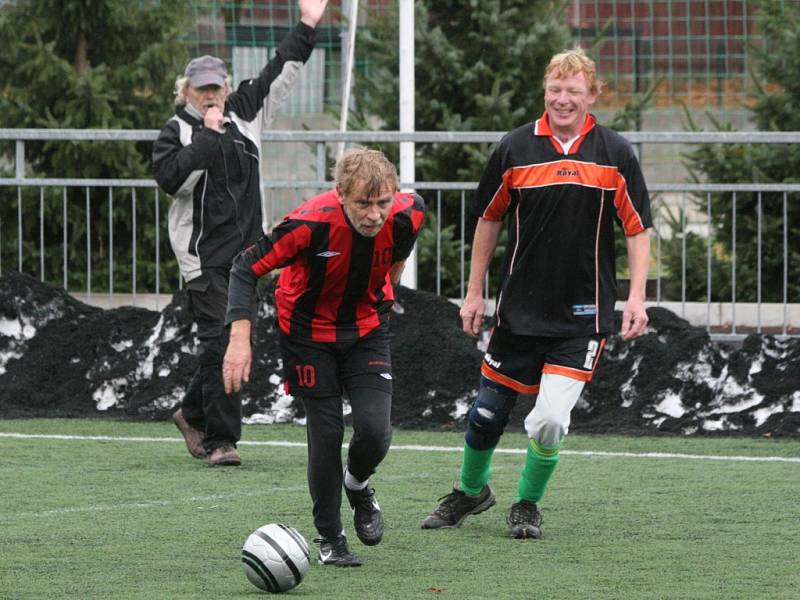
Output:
[152, 22, 316, 281]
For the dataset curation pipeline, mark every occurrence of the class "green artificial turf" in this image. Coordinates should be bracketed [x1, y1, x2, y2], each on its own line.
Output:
[1, 419, 798, 599]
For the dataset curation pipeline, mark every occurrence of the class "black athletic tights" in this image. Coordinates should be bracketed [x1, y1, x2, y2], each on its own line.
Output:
[300, 387, 392, 540]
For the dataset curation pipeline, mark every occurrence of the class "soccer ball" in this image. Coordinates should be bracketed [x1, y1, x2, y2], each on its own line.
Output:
[241, 523, 310, 593]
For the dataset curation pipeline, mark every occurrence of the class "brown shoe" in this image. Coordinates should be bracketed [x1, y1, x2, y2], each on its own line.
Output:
[172, 409, 206, 459]
[207, 444, 241, 466]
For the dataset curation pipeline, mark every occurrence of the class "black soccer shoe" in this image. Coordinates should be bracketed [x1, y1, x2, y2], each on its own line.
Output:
[344, 486, 384, 546]
[506, 500, 543, 539]
[315, 535, 362, 567]
[421, 484, 496, 529]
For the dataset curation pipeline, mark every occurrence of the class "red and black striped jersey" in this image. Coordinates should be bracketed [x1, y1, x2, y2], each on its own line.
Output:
[475, 112, 652, 337]
[227, 189, 425, 342]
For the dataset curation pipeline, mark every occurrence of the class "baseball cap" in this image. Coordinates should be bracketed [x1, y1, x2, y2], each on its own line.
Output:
[184, 55, 227, 88]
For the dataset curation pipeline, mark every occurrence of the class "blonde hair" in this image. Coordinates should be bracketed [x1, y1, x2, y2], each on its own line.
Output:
[333, 148, 399, 198]
[544, 47, 603, 95]
[173, 74, 232, 106]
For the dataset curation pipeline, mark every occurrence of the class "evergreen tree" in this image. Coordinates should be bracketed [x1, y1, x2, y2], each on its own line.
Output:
[353, 0, 570, 294]
[0, 0, 192, 292]
[355, 0, 570, 182]
[681, 0, 800, 303]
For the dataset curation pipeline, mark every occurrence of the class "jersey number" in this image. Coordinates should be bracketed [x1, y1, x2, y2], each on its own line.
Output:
[295, 364, 316, 388]
[373, 247, 392, 267]
[583, 340, 600, 369]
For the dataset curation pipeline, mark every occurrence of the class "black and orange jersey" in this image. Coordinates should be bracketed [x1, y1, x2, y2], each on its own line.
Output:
[226, 189, 425, 342]
[475, 112, 651, 337]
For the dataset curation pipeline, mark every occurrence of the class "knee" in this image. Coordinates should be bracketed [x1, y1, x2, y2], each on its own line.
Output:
[355, 421, 392, 455]
[524, 411, 567, 448]
[465, 382, 514, 450]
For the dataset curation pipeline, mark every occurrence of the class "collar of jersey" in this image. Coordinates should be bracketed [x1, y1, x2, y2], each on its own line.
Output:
[533, 112, 597, 145]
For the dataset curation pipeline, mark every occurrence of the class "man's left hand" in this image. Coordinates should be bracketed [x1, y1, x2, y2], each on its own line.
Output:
[621, 298, 648, 341]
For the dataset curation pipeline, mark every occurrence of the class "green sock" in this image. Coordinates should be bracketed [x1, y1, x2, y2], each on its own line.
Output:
[459, 442, 495, 496]
[516, 438, 560, 503]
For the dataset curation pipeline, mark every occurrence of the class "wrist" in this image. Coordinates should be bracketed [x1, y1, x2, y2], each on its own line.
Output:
[299, 16, 319, 29]
[229, 320, 252, 338]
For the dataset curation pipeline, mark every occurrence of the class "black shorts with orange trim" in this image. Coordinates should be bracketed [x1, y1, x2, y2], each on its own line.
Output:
[480, 327, 606, 394]
[278, 323, 393, 398]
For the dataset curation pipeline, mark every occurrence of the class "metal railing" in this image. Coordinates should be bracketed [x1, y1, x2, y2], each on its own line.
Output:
[1, 129, 798, 337]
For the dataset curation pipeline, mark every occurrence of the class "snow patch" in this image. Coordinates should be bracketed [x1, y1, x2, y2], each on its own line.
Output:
[620, 356, 643, 408]
[152, 387, 183, 410]
[111, 339, 133, 352]
[450, 395, 471, 420]
[702, 417, 731, 432]
[751, 403, 783, 427]
[93, 378, 128, 411]
[0, 350, 22, 375]
[790, 391, 800, 413]
[135, 315, 166, 379]
[654, 391, 686, 418]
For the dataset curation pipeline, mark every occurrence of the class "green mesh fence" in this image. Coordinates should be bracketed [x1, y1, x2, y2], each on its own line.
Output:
[185, 0, 797, 118]
[570, 0, 762, 110]
[185, 1, 391, 115]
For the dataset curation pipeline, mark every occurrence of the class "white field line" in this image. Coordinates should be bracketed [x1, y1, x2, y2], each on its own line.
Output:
[1, 487, 307, 522]
[1, 431, 799, 463]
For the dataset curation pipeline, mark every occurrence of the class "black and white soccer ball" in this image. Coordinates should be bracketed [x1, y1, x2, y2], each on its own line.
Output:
[241, 523, 310, 593]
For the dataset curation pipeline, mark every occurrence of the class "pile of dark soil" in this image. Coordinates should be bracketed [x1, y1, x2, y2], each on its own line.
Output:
[1, 271, 797, 436]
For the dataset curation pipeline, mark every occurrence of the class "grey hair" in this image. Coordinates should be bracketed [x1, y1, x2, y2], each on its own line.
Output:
[173, 74, 233, 106]
[333, 147, 399, 198]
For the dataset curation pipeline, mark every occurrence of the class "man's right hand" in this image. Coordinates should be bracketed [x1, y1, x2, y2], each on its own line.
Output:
[460, 292, 485, 338]
[299, 0, 328, 28]
[223, 320, 252, 394]
[204, 105, 225, 132]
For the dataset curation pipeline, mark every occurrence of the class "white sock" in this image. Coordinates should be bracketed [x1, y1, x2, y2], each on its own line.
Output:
[344, 467, 368, 491]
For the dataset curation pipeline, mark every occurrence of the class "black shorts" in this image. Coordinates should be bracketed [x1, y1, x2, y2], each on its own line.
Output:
[481, 327, 606, 394]
[279, 324, 393, 398]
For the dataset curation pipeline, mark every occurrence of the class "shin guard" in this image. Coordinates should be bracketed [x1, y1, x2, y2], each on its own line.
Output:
[460, 442, 495, 496]
[516, 438, 560, 503]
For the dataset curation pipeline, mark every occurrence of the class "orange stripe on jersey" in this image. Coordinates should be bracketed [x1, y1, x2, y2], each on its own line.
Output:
[614, 172, 646, 236]
[481, 362, 541, 394]
[508, 161, 619, 191]
[481, 174, 512, 221]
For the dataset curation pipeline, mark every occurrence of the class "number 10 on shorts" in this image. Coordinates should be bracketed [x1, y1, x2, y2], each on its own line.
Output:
[295, 364, 316, 388]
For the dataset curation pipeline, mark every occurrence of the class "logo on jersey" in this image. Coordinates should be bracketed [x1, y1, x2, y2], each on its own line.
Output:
[379, 373, 393, 380]
[557, 168, 578, 177]
[572, 304, 597, 316]
[316, 250, 341, 258]
[484, 353, 502, 369]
